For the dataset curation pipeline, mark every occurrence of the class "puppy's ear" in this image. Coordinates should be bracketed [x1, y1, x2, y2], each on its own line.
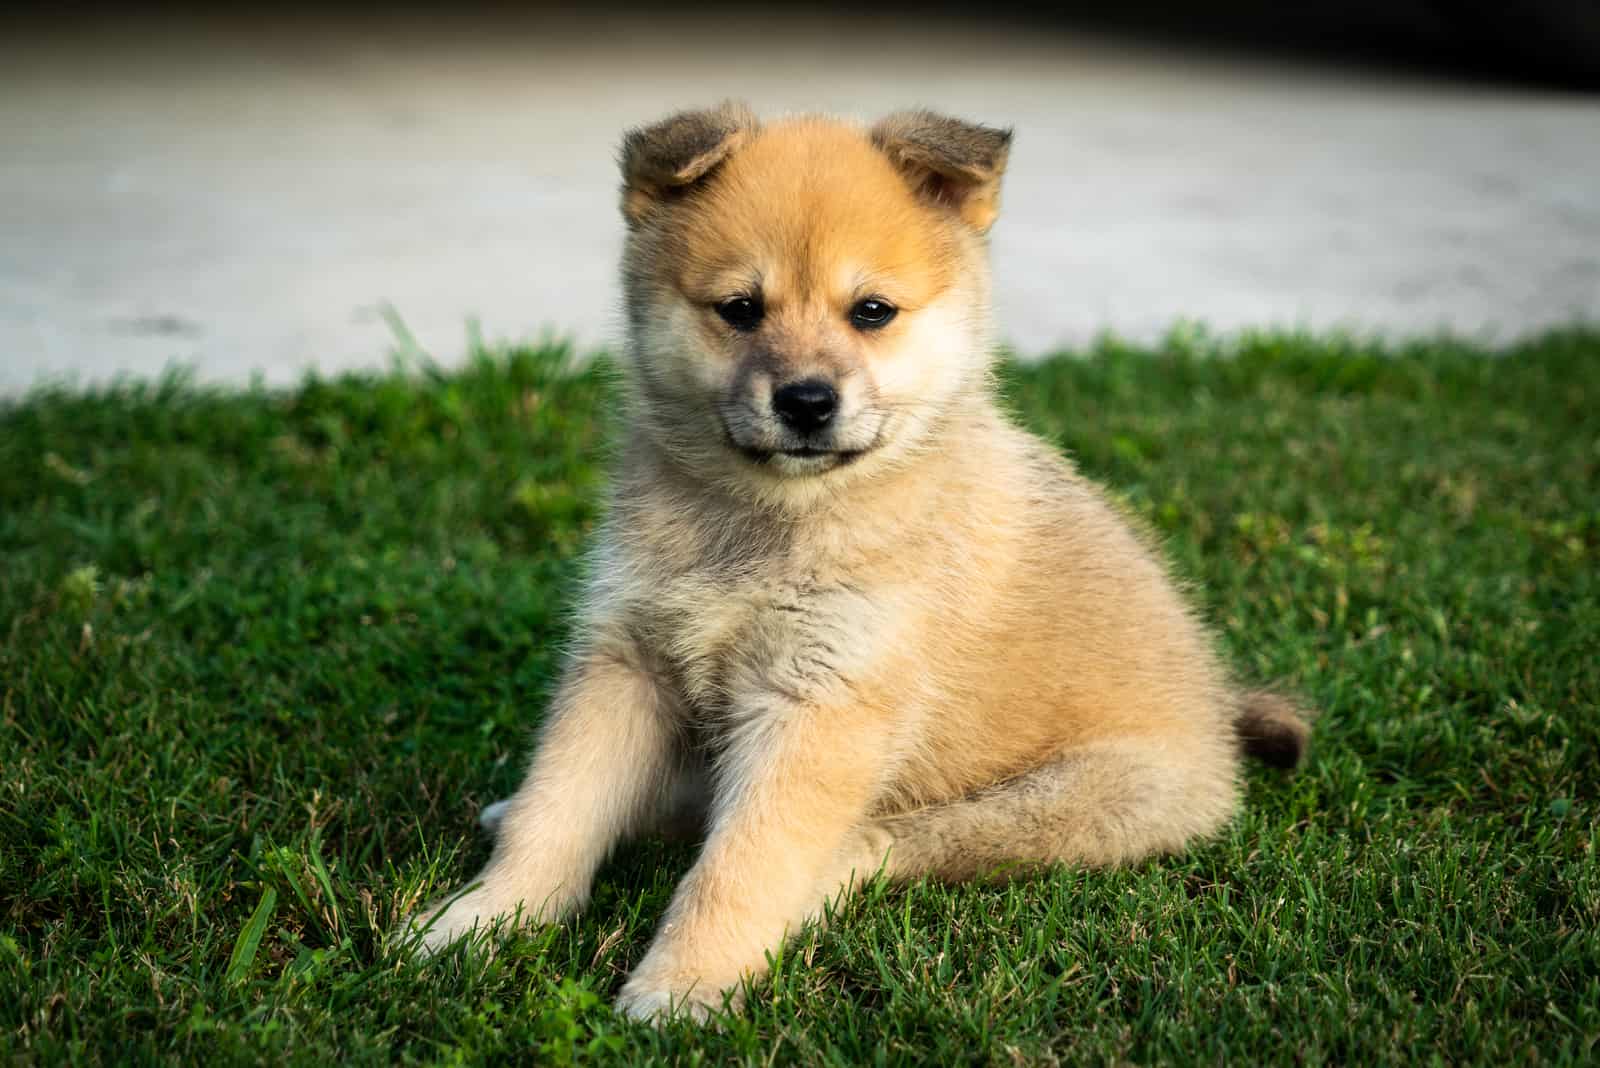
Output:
[871, 110, 1012, 233]
[619, 101, 758, 226]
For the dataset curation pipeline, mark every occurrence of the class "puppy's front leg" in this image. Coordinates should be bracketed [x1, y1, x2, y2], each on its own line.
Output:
[413, 641, 678, 954]
[615, 694, 893, 1021]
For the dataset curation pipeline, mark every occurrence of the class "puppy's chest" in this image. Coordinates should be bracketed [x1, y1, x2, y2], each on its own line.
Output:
[627, 564, 878, 716]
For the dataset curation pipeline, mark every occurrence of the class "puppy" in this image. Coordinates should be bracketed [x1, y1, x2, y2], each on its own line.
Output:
[410, 102, 1311, 1021]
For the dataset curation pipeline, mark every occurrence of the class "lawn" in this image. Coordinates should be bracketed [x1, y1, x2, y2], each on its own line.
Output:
[2, 329, 1596, 1065]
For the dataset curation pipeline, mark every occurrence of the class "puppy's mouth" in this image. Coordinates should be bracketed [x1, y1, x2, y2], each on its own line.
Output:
[716, 408, 889, 475]
[732, 443, 870, 468]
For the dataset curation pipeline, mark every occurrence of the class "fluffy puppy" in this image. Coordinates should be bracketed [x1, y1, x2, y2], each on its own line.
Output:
[410, 102, 1311, 1021]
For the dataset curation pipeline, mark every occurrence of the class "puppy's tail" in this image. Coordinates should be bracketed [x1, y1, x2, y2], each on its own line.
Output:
[1234, 690, 1314, 770]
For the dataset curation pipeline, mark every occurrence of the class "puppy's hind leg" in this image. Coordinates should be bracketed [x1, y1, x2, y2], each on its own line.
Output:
[859, 738, 1240, 884]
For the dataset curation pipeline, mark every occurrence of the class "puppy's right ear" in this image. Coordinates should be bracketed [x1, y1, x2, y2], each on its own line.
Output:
[871, 110, 1012, 233]
[619, 101, 757, 227]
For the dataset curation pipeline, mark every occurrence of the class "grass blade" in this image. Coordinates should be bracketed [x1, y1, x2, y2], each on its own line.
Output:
[225, 887, 278, 987]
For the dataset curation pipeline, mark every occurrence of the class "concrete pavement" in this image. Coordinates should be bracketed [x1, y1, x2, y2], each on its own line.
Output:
[2, 11, 1597, 394]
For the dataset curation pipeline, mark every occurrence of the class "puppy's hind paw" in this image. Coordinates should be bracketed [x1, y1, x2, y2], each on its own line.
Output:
[477, 798, 512, 834]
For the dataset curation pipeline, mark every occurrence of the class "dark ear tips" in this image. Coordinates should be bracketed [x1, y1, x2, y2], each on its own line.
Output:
[619, 100, 758, 225]
[617, 105, 1012, 230]
[870, 110, 1012, 232]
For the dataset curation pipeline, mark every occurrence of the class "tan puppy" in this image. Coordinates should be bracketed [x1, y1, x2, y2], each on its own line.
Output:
[410, 102, 1311, 1021]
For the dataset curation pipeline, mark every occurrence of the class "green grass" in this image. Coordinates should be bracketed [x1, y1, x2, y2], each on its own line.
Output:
[3, 329, 1597, 1065]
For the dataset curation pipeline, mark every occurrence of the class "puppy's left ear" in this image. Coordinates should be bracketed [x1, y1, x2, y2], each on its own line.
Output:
[619, 100, 758, 227]
[871, 110, 1012, 233]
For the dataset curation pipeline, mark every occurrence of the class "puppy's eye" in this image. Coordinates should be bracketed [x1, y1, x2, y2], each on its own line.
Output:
[849, 298, 897, 330]
[714, 296, 764, 332]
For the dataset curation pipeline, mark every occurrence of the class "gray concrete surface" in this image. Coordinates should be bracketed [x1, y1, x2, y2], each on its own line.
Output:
[2, 11, 1597, 395]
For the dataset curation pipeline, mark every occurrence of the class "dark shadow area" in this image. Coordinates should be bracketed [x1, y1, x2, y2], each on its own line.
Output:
[6, 0, 1597, 89]
[994, 0, 1600, 91]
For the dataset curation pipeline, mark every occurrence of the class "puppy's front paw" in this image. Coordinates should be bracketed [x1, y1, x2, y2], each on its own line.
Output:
[613, 972, 732, 1025]
[405, 883, 555, 958]
[405, 887, 502, 957]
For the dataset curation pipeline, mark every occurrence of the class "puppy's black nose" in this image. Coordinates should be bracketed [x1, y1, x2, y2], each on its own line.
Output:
[771, 379, 838, 434]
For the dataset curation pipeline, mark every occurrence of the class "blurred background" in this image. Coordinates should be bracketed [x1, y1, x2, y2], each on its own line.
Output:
[2, 2, 1596, 394]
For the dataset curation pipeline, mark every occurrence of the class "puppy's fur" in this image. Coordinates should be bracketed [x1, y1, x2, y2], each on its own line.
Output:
[411, 103, 1312, 1021]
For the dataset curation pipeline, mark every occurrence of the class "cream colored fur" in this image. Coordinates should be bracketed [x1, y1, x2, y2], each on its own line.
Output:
[407, 105, 1309, 1023]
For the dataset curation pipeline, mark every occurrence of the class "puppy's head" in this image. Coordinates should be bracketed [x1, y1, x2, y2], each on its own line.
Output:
[618, 102, 1011, 507]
